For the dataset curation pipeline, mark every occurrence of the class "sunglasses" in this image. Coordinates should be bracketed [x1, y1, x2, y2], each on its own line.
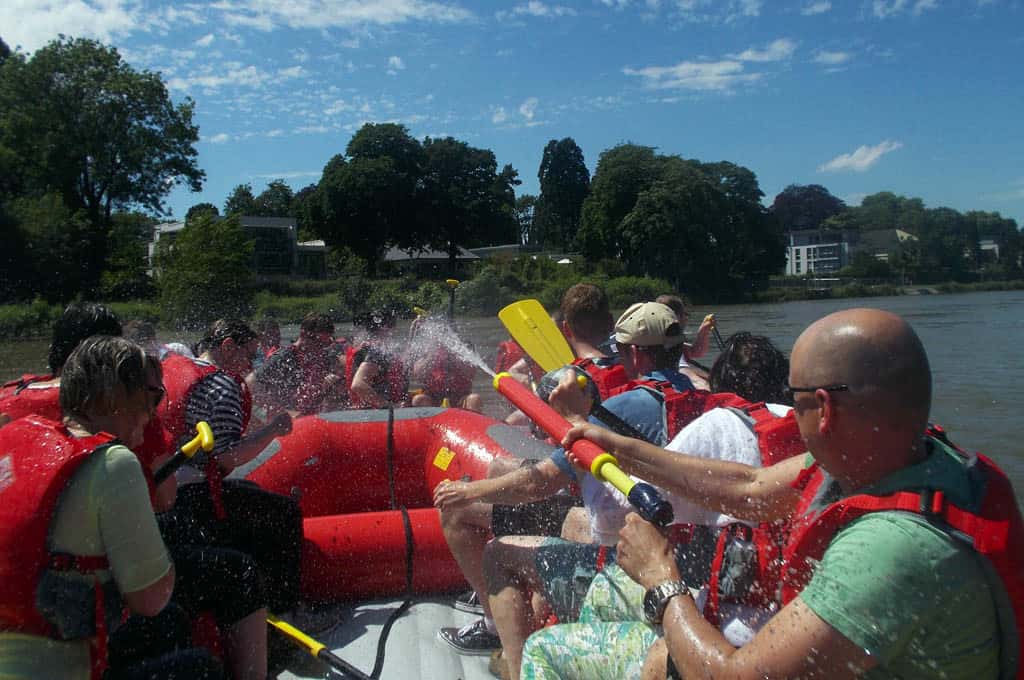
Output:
[784, 382, 849, 401]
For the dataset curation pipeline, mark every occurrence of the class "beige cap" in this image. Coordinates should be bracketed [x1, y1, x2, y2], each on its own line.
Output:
[614, 302, 685, 348]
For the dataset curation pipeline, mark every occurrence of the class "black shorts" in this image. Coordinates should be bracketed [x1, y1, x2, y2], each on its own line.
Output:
[491, 493, 582, 538]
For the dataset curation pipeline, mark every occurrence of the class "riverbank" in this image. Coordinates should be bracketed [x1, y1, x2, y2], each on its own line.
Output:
[4, 278, 1024, 339]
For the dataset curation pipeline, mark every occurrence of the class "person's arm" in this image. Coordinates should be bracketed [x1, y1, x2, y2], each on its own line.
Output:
[506, 357, 534, 387]
[216, 412, 292, 472]
[122, 567, 175, 617]
[686, 313, 716, 359]
[433, 457, 570, 510]
[617, 513, 875, 680]
[350, 360, 385, 407]
[564, 423, 804, 523]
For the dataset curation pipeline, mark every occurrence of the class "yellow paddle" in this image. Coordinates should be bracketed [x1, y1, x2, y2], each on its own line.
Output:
[152, 421, 215, 485]
[498, 299, 575, 373]
[267, 614, 371, 679]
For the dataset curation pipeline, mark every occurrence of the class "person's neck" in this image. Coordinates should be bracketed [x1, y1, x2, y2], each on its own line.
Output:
[830, 438, 927, 494]
[571, 340, 606, 360]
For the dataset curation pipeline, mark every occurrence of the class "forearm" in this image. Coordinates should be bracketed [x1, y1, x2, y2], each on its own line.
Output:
[662, 594, 739, 678]
[689, 326, 711, 358]
[216, 423, 281, 471]
[468, 460, 567, 506]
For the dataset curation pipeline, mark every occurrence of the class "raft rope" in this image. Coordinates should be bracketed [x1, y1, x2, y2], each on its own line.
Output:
[368, 406, 415, 679]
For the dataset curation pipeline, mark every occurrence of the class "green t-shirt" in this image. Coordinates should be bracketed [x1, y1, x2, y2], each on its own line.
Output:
[799, 446, 1002, 680]
[0, 444, 171, 680]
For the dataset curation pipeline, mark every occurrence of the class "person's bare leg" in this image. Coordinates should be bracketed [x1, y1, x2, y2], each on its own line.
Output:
[411, 392, 436, 407]
[440, 502, 495, 618]
[462, 393, 483, 413]
[559, 506, 592, 543]
[641, 638, 669, 680]
[225, 607, 268, 680]
[484, 536, 548, 680]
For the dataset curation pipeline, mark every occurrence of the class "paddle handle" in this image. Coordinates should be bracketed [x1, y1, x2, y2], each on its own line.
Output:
[153, 421, 215, 486]
[492, 373, 673, 527]
[267, 615, 371, 680]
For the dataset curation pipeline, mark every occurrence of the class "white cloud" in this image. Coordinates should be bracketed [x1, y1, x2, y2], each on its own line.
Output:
[207, 132, 231, 144]
[872, 0, 939, 18]
[252, 170, 321, 180]
[502, 1, 577, 18]
[211, 0, 474, 32]
[277, 65, 306, 79]
[492, 106, 508, 124]
[912, 0, 938, 14]
[519, 97, 539, 120]
[388, 55, 405, 69]
[818, 140, 903, 173]
[624, 59, 759, 91]
[729, 38, 796, 62]
[813, 49, 852, 65]
[801, 1, 831, 14]
[984, 178, 1024, 201]
[194, 33, 215, 47]
[168, 63, 272, 91]
[0, 0, 141, 53]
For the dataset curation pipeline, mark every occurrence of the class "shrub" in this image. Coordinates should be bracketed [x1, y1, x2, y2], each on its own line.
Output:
[605, 276, 673, 308]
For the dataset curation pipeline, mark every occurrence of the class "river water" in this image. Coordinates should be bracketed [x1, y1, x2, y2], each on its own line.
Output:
[4, 290, 1022, 491]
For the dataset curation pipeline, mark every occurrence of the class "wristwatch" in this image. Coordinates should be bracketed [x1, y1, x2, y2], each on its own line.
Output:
[643, 579, 690, 625]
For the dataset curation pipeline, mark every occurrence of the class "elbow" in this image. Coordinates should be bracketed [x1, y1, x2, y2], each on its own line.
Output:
[123, 566, 174, 617]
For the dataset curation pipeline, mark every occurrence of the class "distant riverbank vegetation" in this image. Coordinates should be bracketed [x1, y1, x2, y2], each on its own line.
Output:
[1, 35, 1020, 339]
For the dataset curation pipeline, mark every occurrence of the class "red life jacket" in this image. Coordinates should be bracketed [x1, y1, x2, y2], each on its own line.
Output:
[0, 374, 61, 423]
[572, 357, 630, 401]
[494, 340, 525, 374]
[780, 427, 1024, 678]
[0, 416, 119, 679]
[157, 354, 252, 519]
[423, 347, 477, 400]
[345, 343, 409, 408]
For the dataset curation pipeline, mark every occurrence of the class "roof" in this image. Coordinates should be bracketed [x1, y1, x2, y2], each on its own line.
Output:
[384, 246, 479, 262]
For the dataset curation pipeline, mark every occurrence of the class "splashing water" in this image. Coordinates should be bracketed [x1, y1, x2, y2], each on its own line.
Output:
[376, 317, 495, 377]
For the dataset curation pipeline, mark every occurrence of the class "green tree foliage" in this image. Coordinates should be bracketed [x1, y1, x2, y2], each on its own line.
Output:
[577, 145, 782, 301]
[253, 179, 294, 217]
[515, 194, 537, 245]
[101, 211, 156, 300]
[533, 138, 590, 248]
[8, 194, 94, 302]
[223, 183, 257, 216]
[420, 136, 519, 270]
[839, 251, 894, 279]
[770, 184, 845, 231]
[290, 184, 321, 241]
[157, 213, 254, 328]
[185, 202, 219, 225]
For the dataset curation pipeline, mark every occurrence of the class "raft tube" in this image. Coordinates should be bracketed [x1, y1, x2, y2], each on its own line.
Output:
[230, 407, 556, 601]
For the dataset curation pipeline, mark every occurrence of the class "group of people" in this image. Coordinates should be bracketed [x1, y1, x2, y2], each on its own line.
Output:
[432, 283, 1020, 680]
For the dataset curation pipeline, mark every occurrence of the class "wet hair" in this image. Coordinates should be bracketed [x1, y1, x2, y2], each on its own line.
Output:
[353, 308, 396, 334]
[709, 332, 791, 405]
[300, 312, 335, 336]
[122, 319, 157, 344]
[60, 335, 148, 420]
[197, 318, 257, 355]
[560, 283, 612, 344]
[48, 302, 123, 374]
[655, 294, 688, 323]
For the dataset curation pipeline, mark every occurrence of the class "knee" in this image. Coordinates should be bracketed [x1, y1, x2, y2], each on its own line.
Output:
[640, 638, 668, 680]
[411, 392, 433, 407]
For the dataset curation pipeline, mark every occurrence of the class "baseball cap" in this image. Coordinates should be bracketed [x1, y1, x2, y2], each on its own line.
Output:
[614, 302, 685, 349]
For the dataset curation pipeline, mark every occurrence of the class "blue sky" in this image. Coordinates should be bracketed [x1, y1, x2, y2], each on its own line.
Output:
[3, 0, 1023, 227]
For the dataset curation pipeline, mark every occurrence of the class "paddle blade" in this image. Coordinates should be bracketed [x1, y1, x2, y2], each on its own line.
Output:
[498, 299, 575, 373]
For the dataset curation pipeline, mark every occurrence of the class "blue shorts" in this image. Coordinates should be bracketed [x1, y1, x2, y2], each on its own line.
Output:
[534, 538, 616, 622]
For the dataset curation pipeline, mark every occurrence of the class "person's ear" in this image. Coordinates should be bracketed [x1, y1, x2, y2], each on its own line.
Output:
[817, 389, 835, 434]
[560, 320, 573, 339]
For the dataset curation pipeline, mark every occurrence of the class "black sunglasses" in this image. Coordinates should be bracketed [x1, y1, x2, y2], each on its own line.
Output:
[784, 383, 849, 400]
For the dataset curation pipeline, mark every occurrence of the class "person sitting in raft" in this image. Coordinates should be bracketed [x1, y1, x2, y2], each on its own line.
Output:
[525, 308, 1015, 680]
[347, 308, 410, 409]
[250, 318, 281, 372]
[434, 302, 694, 673]
[0, 301, 123, 428]
[252, 312, 347, 416]
[0, 335, 224, 680]
[122, 319, 193, 361]
[148, 319, 307, 644]
[655, 294, 715, 391]
[516, 332, 797, 679]
[409, 316, 483, 412]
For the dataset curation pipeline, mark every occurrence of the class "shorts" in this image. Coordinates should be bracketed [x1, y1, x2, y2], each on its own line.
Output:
[534, 537, 616, 622]
[491, 493, 582, 538]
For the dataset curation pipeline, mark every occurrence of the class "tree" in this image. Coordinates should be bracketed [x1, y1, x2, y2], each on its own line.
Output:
[419, 136, 518, 272]
[0, 37, 203, 224]
[224, 183, 257, 216]
[253, 179, 294, 217]
[9, 193, 94, 302]
[533, 138, 590, 249]
[185, 202, 219, 225]
[770, 184, 845, 232]
[101, 211, 156, 299]
[290, 184, 321, 241]
[157, 213, 253, 328]
[515, 194, 537, 245]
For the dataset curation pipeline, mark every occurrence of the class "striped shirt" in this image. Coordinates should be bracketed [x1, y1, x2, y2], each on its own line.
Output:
[176, 371, 246, 486]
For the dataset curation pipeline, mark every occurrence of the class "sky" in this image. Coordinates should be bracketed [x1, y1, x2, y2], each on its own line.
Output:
[3, 0, 1023, 227]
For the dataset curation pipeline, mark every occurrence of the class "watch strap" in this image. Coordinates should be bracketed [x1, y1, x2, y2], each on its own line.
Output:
[645, 579, 690, 625]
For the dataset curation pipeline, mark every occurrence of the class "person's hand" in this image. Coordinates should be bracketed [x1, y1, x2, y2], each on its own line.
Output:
[562, 421, 622, 453]
[548, 370, 594, 424]
[269, 412, 292, 436]
[616, 513, 679, 590]
[698, 313, 716, 334]
[433, 478, 476, 511]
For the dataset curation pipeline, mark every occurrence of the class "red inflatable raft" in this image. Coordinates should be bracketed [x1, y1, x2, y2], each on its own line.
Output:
[228, 407, 555, 602]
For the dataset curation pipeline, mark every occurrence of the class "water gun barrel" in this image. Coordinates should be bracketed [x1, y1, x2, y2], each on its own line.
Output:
[492, 372, 673, 526]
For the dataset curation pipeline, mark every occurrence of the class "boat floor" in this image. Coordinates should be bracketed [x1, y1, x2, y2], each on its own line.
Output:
[274, 596, 495, 680]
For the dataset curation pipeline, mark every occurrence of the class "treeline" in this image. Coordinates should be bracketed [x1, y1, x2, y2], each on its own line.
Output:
[771, 185, 1022, 283]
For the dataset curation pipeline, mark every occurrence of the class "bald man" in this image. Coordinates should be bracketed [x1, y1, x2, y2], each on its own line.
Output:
[522, 309, 1010, 680]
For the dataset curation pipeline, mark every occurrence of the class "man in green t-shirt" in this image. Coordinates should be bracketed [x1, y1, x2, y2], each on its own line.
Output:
[533, 308, 1010, 680]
